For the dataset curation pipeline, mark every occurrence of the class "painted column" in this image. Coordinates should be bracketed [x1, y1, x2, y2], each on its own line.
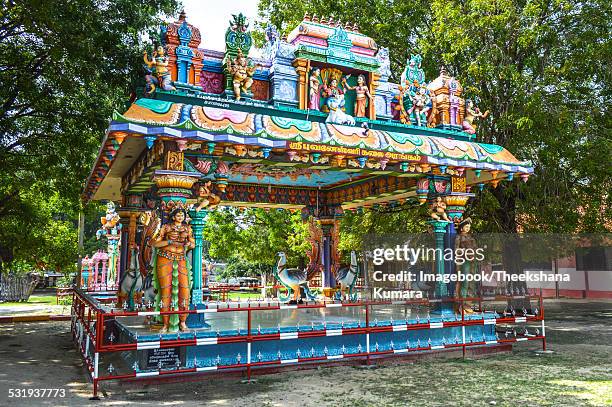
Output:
[117, 214, 130, 291]
[153, 169, 207, 328]
[444, 221, 458, 298]
[368, 72, 381, 120]
[429, 220, 450, 299]
[292, 58, 309, 109]
[321, 222, 335, 289]
[188, 208, 208, 305]
[81, 256, 90, 289]
[319, 216, 341, 290]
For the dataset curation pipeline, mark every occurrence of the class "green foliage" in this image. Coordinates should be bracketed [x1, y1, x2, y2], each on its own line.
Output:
[258, 0, 612, 233]
[420, 0, 612, 232]
[220, 256, 269, 279]
[0, 0, 180, 268]
[0, 184, 78, 273]
[339, 205, 429, 254]
[204, 207, 309, 274]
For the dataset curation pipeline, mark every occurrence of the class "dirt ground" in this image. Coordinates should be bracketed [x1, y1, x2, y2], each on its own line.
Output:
[0, 299, 610, 407]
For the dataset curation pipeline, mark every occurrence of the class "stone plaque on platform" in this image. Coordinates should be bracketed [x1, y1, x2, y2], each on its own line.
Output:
[141, 347, 185, 370]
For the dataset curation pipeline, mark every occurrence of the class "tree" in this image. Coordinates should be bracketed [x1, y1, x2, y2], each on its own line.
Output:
[257, 0, 611, 234]
[0, 0, 180, 269]
[204, 207, 309, 276]
[420, 0, 611, 233]
[0, 184, 78, 273]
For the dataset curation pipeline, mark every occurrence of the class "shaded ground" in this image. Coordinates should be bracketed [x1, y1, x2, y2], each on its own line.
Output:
[0, 291, 71, 316]
[0, 300, 610, 406]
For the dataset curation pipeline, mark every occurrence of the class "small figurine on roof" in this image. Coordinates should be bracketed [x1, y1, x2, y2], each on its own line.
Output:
[342, 74, 374, 118]
[407, 83, 431, 127]
[462, 100, 490, 134]
[226, 49, 261, 101]
[143, 45, 176, 96]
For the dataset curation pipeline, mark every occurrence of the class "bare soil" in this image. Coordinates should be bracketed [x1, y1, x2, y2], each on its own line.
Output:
[0, 299, 610, 406]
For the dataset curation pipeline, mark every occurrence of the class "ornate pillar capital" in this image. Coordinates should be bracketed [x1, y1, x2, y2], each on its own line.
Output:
[153, 170, 199, 214]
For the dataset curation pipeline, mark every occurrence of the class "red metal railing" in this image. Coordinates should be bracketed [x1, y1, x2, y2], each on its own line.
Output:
[71, 288, 546, 398]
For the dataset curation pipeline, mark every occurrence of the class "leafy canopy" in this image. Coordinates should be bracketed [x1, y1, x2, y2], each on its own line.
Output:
[257, 0, 611, 234]
[0, 0, 180, 271]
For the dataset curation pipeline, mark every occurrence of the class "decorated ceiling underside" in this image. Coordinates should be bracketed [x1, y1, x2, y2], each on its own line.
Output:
[82, 12, 534, 209]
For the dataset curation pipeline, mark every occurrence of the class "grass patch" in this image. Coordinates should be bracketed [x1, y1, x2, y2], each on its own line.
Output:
[0, 294, 70, 307]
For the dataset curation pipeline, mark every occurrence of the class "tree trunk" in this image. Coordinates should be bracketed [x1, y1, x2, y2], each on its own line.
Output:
[493, 185, 530, 309]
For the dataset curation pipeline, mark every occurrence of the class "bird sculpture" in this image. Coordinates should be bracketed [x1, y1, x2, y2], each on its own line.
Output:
[335, 251, 359, 302]
[274, 252, 317, 303]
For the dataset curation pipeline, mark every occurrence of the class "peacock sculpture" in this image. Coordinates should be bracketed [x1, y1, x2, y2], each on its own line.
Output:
[335, 251, 360, 302]
[274, 252, 317, 303]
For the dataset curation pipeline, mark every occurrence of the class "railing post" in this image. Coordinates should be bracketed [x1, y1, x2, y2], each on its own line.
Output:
[365, 303, 370, 365]
[540, 288, 546, 351]
[461, 298, 466, 359]
[247, 308, 252, 381]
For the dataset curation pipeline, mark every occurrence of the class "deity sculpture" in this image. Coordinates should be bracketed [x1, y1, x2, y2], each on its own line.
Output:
[308, 67, 322, 110]
[322, 76, 355, 125]
[152, 208, 195, 333]
[462, 100, 490, 134]
[397, 54, 432, 126]
[454, 218, 478, 311]
[448, 78, 461, 126]
[323, 77, 343, 99]
[194, 181, 221, 211]
[96, 201, 122, 289]
[407, 84, 431, 127]
[342, 74, 374, 118]
[143, 46, 176, 96]
[401, 54, 426, 87]
[262, 24, 280, 60]
[226, 49, 260, 101]
[430, 196, 451, 222]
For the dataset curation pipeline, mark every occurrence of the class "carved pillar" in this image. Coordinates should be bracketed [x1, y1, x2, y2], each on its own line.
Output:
[192, 49, 203, 85]
[153, 170, 203, 328]
[116, 209, 140, 308]
[188, 208, 207, 305]
[153, 172, 197, 216]
[304, 217, 323, 285]
[445, 176, 472, 220]
[118, 213, 130, 290]
[293, 58, 309, 110]
[81, 256, 90, 289]
[156, 149, 191, 216]
[368, 72, 381, 120]
[186, 207, 210, 328]
[319, 211, 342, 290]
[429, 220, 451, 306]
[320, 221, 335, 289]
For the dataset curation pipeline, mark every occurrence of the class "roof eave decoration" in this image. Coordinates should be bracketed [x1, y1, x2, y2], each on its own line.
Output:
[82, 130, 127, 203]
[83, 106, 533, 203]
[106, 99, 533, 171]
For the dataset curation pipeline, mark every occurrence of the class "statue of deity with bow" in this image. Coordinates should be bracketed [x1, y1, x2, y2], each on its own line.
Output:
[143, 45, 176, 96]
